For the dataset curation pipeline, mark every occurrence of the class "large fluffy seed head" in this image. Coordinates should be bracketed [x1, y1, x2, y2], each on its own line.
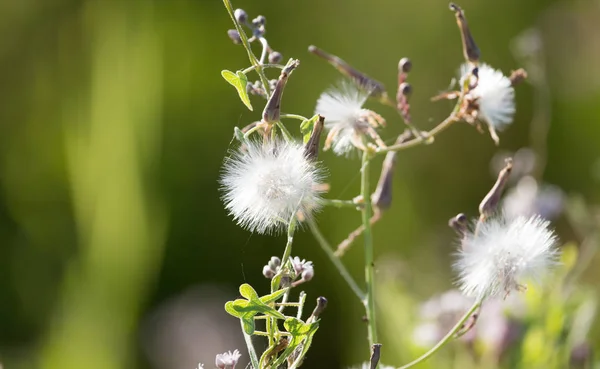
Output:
[461, 63, 516, 130]
[454, 214, 559, 299]
[315, 82, 370, 155]
[220, 140, 324, 234]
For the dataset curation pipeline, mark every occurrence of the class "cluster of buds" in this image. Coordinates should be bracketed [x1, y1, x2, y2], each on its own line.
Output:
[262, 256, 314, 286]
[227, 9, 283, 64]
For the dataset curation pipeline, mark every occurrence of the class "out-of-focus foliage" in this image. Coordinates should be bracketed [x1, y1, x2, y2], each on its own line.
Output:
[0, 0, 599, 369]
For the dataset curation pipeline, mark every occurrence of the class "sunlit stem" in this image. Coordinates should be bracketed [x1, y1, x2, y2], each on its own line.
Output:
[259, 37, 269, 64]
[296, 292, 307, 319]
[376, 115, 458, 155]
[275, 121, 294, 142]
[242, 63, 285, 74]
[280, 113, 309, 122]
[307, 217, 365, 301]
[244, 124, 262, 139]
[397, 299, 483, 369]
[361, 151, 378, 348]
[223, 0, 271, 95]
[322, 199, 361, 209]
[242, 321, 260, 369]
[281, 216, 297, 268]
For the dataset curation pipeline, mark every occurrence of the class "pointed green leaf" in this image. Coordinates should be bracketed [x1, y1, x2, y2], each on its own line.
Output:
[239, 283, 259, 301]
[252, 303, 285, 320]
[221, 70, 253, 111]
[260, 288, 288, 305]
[241, 314, 256, 335]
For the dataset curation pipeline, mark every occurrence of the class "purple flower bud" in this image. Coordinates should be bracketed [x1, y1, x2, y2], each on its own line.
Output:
[268, 51, 283, 64]
[262, 265, 275, 279]
[301, 267, 314, 281]
[234, 8, 247, 24]
[253, 15, 266, 27]
[227, 29, 241, 45]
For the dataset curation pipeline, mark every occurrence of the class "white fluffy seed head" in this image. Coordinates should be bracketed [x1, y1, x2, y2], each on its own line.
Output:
[315, 81, 371, 155]
[220, 139, 324, 234]
[461, 63, 516, 131]
[454, 214, 560, 299]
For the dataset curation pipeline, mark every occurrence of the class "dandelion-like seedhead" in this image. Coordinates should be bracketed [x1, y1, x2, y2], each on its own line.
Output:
[315, 81, 385, 155]
[215, 349, 242, 369]
[461, 63, 515, 143]
[454, 214, 560, 299]
[220, 139, 325, 234]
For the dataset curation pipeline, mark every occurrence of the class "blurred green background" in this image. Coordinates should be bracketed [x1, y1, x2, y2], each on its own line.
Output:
[0, 0, 599, 368]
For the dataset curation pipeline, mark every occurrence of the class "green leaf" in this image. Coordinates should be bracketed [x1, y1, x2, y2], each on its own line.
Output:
[239, 283, 259, 301]
[224, 301, 243, 318]
[300, 115, 320, 144]
[241, 314, 256, 335]
[221, 70, 253, 111]
[260, 288, 288, 305]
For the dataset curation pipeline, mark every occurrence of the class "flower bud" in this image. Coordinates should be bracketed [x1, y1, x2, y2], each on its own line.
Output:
[509, 68, 528, 86]
[307, 297, 328, 323]
[234, 8, 248, 24]
[262, 59, 299, 123]
[262, 265, 275, 279]
[450, 3, 480, 63]
[253, 15, 266, 27]
[268, 51, 283, 64]
[227, 29, 242, 45]
[399, 82, 412, 96]
[479, 158, 513, 218]
[304, 115, 325, 161]
[301, 267, 314, 281]
[268, 256, 281, 269]
[399, 57, 412, 73]
[449, 213, 468, 236]
[308, 45, 387, 99]
[371, 151, 397, 210]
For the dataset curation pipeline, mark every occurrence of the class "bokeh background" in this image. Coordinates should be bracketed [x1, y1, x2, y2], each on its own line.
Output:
[0, 0, 599, 368]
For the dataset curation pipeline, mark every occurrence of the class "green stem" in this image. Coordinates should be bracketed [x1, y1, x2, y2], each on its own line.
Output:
[296, 292, 307, 319]
[242, 320, 260, 369]
[242, 63, 285, 74]
[281, 216, 297, 269]
[376, 115, 458, 155]
[223, 0, 271, 95]
[361, 151, 378, 348]
[307, 217, 365, 301]
[397, 300, 482, 369]
[280, 113, 309, 122]
[322, 199, 360, 209]
[275, 121, 294, 142]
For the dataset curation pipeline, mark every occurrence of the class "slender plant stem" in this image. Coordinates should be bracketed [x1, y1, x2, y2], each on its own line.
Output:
[397, 300, 482, 369]
[322, 199, 360, 209]
[281, 216, 297, 269]
[275, 121, 294, 142]
[376, 115, 458, 155]
[222, 0, 271, 95]
[296, 291, 307, 319]
[242, 320, 260, 369]
[361, 151, 378, 348]
[306, 217, 366, 301]
[244, 124, 262, 139]
[258, 37, 269, 64]
[280, 113, 309, 122]
[242, 63, 285, 74]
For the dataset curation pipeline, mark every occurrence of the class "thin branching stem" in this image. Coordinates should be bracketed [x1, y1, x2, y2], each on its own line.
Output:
[397, 299, 483, 369]
[280, 113, 309, 122]
[223, 0, 271, 95]
[361, 151, 378, 348]
[242, 63, 285, 74]
[376, 115, 458, 155]
[307, 217, 366, 301]
[322, 199, 360, 209]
